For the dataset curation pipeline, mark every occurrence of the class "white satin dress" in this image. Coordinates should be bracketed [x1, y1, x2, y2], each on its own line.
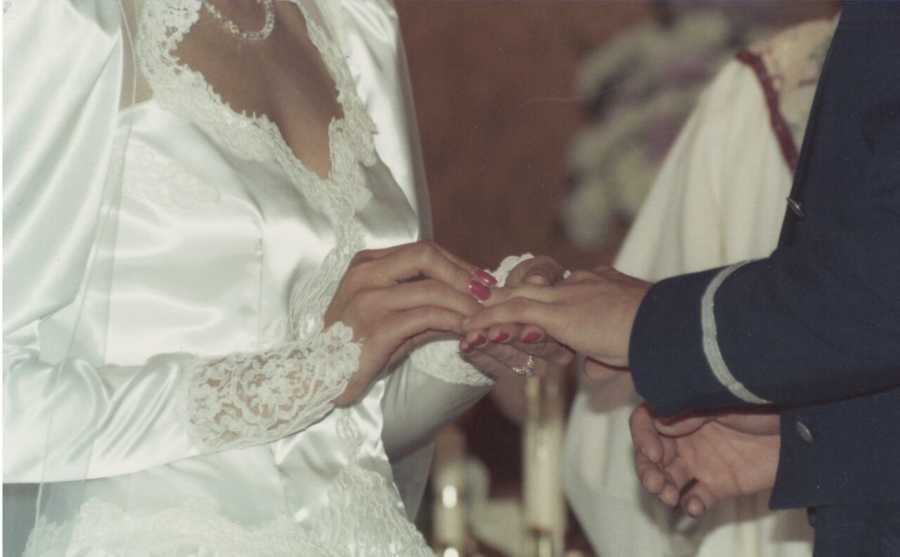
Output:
[4, 1, 494, 555]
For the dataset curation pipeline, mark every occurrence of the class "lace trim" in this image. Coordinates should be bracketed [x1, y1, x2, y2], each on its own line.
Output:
[492, 253, 536, 287]
[23, 498, 340, 557]
[23, 467, 435, 556]
[410, 339, 494, 387]
[314, 465, 435, 556]
[135, 0, 376, 218]
[188, 322, 361, 450]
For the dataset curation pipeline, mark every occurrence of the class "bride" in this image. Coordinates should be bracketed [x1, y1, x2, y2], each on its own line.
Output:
[3, 1, 565, 554]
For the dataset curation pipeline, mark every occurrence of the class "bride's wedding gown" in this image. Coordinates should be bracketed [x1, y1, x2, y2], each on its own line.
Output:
[4, 1, 493, 555]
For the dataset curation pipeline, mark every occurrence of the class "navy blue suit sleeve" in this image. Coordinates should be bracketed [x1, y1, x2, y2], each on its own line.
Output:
[630, 4, 900, 417]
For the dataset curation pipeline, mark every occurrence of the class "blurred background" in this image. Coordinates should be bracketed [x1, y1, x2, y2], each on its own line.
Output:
[393, 1, 838, 555]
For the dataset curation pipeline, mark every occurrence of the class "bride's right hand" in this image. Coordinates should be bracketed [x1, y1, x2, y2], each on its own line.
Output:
[325, 241, 494, 406]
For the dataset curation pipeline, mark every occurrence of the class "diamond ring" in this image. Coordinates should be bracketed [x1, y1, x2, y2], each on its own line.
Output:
[512, 354, 537, 377]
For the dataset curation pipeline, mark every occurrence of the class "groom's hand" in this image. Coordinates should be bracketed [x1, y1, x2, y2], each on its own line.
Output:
[630, 403, 781, 516]
[462, 266, 651, 368]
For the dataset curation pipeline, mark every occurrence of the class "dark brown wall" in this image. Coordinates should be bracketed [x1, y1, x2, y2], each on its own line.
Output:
[397, 1, 651, 271]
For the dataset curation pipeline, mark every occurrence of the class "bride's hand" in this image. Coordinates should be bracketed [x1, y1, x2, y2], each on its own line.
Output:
[460, 256, 574, 379]
[325, 241, 494, 406]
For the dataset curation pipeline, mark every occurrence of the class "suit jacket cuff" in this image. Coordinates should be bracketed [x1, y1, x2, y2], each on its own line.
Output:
[630, 265, 755, 416]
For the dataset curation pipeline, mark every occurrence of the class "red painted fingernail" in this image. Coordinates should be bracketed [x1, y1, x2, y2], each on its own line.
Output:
[460, 342, 473, 353]
[492, 332, 510, 343]
[468, 281, 491, 301]
[522, 332, 542, 343]
[472, 335, 488, 347]
[475, 270, 498, 287]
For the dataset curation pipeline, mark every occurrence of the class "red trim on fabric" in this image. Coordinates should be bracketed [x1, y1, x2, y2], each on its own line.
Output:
[736, 50, 800, 171]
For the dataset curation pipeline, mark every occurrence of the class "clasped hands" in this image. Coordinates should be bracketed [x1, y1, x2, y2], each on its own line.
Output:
[323, 242, 574, 406]
[324, 241, 779, 517]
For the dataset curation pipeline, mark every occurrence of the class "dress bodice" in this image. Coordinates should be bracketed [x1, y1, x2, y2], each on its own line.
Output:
[20, 1, 435, 555]
[106, 103, 417, 367]
[124, 0, 417, 349]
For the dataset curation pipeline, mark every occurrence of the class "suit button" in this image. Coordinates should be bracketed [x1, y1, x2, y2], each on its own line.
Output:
[787, 197, 806, 219]
[796, 420, 814, 444]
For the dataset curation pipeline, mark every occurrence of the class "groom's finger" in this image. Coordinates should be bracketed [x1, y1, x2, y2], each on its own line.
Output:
[682, 484, 715, 517]
[635, 451, 666, 494]
[462, 297, 561, 334]
[659, 483, 681, 507]
[663, 459, 693, 492]
[506, 256, 565, 288]
[630, 404, 664, 463]
[481, 284, 561, 308]
[653, 415, 709, 437]
[683, 496, 707, 518]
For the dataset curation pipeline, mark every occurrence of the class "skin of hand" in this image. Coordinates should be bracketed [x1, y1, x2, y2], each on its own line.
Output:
[581, 356, 629, 388]
[325, 241, 495, 406]
[630, 403, 781, 517]
[462, 265, 652, 368]
[460, 256, 575, 380]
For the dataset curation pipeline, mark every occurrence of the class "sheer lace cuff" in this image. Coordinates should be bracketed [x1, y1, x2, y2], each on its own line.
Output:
[409, 339, 494, 387]
[492, 253, 535, 285]
[410, 254, 536, 386]
[187, 323, 361, 450]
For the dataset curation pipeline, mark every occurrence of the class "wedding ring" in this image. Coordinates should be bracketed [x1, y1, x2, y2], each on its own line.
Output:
[512, 354, 537, 377]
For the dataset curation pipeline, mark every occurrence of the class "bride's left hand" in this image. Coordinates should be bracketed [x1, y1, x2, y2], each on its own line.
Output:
[460, 256, 575, 378]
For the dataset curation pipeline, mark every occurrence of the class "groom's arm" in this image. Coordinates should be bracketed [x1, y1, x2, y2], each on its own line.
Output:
[630, 3, 900, 418]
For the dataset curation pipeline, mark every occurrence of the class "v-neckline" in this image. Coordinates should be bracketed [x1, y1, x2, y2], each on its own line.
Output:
[138, 0, 378, 210]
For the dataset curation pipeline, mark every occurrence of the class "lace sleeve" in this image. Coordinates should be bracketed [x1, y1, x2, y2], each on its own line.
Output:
[409, 254, 535, 386]
[188, 322, 361, 450]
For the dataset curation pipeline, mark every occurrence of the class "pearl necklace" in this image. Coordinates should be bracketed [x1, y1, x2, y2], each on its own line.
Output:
[201, 0, 275, 42]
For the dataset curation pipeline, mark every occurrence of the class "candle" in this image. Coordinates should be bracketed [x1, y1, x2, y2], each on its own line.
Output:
[524, 373, 567, 555]
[433, 426, 468, 551]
